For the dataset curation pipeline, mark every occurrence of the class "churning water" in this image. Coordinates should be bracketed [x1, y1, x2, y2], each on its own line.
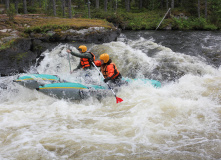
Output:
[0, 31, 221, 160]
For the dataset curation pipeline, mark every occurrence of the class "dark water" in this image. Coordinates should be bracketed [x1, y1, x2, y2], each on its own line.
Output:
[122, 30, 221, 68]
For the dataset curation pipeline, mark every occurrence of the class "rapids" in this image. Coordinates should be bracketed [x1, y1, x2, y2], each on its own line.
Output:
[0, 31, 221, 159]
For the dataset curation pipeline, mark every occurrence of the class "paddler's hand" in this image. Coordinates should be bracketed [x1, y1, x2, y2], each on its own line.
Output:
[104, 77, 111, 83]
[67, 49, 71, 53]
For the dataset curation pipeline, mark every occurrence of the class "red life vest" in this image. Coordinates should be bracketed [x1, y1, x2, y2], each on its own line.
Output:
[80, 52, 95, 69]
[101, 63, 120, 79]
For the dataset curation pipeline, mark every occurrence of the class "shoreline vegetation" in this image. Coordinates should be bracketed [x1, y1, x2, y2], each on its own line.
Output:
[0, 0, 220, 50]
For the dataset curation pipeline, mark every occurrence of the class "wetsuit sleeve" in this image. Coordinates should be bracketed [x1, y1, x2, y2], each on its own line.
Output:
[95, 60, 102, 67]
[70, 51, 92, 59]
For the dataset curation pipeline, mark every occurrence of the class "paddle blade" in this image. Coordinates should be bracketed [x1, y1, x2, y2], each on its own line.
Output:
[116, 97, 123, 103]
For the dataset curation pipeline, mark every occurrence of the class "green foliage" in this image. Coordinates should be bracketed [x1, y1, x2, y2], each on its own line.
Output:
[88, 0, 220, 30]
[27, 6, 38, 13]
[24, 24, 71, 34]
[7, 4, 16, 21]
[192, 18, 207, 29]
[42, 0, 48, 14]
[17, 3, 24, 13]
[0, 39, 15, 50]
[1, 0, 220, 31]
[172, 18, 191, 30]
[127, 14, 156, 30]
[181, 0, 198, 17]
[204, 24, 218, 30]
[171, 17, 218, 30]
[91, 9, 163, 30]
[209, 0, 221, 28]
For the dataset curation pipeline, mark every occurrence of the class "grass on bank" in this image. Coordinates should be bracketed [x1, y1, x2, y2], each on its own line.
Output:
[24, 17, 114, 34]
[0, 15, 115, 32]
[90, 9, 219, 30]
[91, 9, 165, 30]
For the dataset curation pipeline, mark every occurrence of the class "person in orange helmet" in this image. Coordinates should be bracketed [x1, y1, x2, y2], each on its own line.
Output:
[95, 53, 123, 86]
[67, 45, 95, 72]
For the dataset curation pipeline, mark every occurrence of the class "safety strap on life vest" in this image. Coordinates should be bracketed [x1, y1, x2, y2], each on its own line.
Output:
[101, 63, 120, 79]
[80, 52, 95, 69]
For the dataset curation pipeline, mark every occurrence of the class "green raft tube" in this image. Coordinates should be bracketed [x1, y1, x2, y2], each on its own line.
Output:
[13, 74, 60, 90]
[14, 74, 161, 100]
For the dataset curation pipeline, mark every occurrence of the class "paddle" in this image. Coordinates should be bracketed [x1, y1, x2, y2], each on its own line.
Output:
[91, 62, 123, 103]
[66, 45, 72, 73]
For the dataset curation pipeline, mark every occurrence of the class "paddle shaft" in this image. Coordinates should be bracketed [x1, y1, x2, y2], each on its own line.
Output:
[67, 52, 72, 72]
[91, 62, 118, 98]
[66, 45, 72, 72]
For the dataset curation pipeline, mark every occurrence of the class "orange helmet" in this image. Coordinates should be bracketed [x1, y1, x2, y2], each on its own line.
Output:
[100, 53, 109, 63]
[78, 45, 87, 53]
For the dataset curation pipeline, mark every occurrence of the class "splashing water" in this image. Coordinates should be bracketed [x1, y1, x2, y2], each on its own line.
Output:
[0, 31, 221, 159]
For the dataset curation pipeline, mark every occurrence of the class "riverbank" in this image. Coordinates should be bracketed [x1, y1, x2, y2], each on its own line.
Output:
[91, 9, 220, 31]
[0, 14, 119, 50]
[0, 14, 121, 76]
[1, 9, 220, 50]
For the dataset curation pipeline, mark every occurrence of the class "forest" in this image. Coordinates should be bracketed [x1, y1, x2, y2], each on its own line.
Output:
[1, 0, 221, 30]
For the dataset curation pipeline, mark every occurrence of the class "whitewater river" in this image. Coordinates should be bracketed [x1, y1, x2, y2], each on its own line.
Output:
[0, 31, 221, 159]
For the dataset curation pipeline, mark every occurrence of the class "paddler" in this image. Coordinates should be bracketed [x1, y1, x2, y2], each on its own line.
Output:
[67, 45, 95, 73]
[95, 53, 126, 87]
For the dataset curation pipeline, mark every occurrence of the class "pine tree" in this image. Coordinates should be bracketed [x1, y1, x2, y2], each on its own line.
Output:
[68, 0, 72, 18]
[23, 0, 27, 14]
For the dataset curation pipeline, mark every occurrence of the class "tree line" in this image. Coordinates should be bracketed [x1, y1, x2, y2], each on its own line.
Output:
[1, 0, 220, 23]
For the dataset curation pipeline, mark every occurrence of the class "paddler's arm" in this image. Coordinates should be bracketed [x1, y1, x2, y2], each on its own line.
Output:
[67, 49, 92, 59]
[94, 60, 102, 67]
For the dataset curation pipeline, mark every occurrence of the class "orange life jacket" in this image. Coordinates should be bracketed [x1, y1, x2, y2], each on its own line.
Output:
[101, 63, 120, 79]
[80, 52, 95, 69]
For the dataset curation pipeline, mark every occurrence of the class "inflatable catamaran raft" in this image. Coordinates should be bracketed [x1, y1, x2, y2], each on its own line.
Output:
[14, 74, 161, 100]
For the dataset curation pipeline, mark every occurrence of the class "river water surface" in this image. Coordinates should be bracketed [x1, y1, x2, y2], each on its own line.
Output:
[0, 31, 221, 160]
